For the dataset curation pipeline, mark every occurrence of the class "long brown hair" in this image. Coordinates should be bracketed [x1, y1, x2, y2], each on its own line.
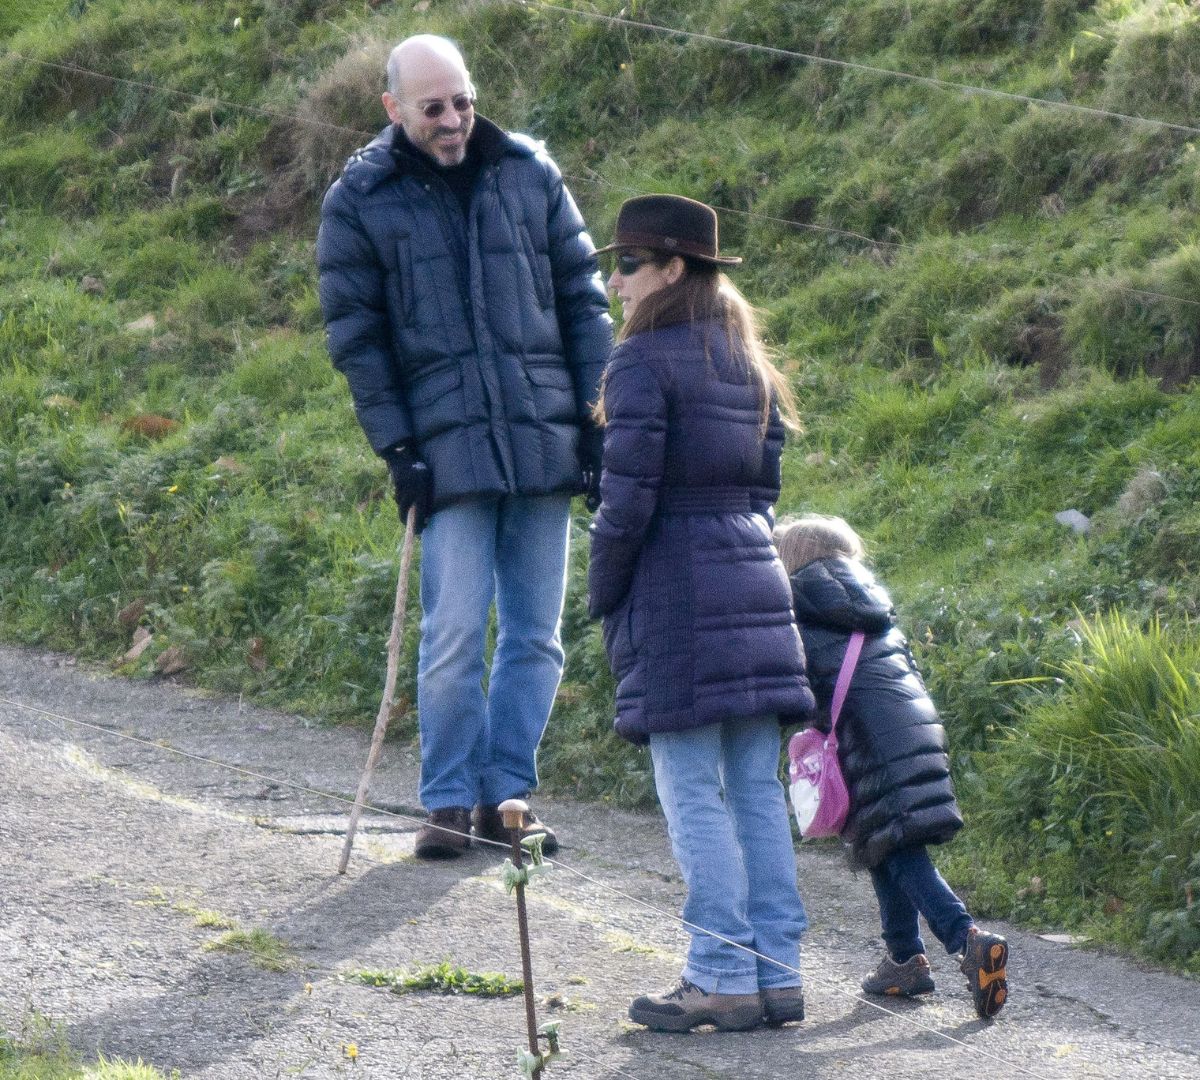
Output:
[595, 252, 800, 433]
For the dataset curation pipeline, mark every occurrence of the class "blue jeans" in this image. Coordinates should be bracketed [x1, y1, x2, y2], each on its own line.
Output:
[649, 717, 808, 995]
[416, 495, 571, 811]
[869, 845, 974, 962]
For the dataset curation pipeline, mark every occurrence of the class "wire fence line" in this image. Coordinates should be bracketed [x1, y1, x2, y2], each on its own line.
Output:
[0, 49, 371, 138]
[10, 0, 1196, 138]
[520, 0, 1200, 138]
[519, 3, 1200, 308]
[559, 171, 1200, 310]
[560, 169, 905, 249]
[2, 693, 1052, 1079]
[0, 44, 893, 252]
[3, 18, 1199, 309]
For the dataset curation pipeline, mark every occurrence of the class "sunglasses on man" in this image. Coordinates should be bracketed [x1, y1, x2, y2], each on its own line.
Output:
[407, 93, 475, 119]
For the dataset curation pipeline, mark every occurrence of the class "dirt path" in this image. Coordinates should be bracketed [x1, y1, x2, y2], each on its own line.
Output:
[1, 643, 1198, 1079]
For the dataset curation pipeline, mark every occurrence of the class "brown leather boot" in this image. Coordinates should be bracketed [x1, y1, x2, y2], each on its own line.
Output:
[761, 984, 805, 1026]
[413, 806, 471, 859]
[628, 977, 762, 1032]
[471, 803, 558, 854]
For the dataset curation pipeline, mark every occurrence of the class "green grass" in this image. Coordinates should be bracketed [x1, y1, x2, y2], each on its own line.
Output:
[1, 0, 1199, 971]
[203, 928, 297, 971]
[176, 904, 237, 930]
[347, 961, 523, 997]
[944, 611, 1200, 972]
[0, 1012, 176, 1080]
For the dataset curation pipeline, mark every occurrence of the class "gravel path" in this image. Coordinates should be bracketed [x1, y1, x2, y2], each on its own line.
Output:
[2, 643, 1198, 1079]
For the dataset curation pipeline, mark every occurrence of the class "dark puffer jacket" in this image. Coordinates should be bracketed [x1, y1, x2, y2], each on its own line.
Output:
[588, 319, 814, 744]
[317, 118, 612, 508]
[790, 556, 963, 868]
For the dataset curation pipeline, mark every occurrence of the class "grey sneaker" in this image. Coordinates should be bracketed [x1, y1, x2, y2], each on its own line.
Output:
[761, 985, 805, 1026]
[861, 953, 936, 997]
[628, 977, 762, 1032]
[960, 928, 1008, 1019]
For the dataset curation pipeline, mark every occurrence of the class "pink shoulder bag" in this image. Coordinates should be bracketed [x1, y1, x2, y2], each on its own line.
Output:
[787, 631, 865, 839]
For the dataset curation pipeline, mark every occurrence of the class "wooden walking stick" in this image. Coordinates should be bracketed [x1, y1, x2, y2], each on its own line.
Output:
[337, 504, 418, 874]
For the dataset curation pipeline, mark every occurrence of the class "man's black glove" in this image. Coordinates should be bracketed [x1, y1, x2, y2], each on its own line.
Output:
[383, 442, 432, 533]
[579, 423, 604, 513]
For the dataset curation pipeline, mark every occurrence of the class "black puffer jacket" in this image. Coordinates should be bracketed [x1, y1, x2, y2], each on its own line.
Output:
[789, 556, 962, 868]
[317, 118, 612, 508]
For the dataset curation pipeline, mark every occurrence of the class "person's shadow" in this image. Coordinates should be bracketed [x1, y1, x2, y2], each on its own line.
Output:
[66, 844, 503, 1074]
[761, 993, 996, 1063]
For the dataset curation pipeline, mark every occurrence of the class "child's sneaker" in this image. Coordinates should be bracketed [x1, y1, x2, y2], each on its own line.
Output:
[959, 927, 1008, 1018]
[861, 953, 935, 997]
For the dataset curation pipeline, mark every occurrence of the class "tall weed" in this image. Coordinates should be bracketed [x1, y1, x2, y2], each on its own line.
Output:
[971, 612, 1200, 966]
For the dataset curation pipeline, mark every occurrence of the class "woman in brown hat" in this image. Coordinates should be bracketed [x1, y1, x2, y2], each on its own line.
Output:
[588, 195, 814, 1032]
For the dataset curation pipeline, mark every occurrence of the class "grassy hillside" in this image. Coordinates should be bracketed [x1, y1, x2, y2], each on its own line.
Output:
[1, 0, 1198, 970]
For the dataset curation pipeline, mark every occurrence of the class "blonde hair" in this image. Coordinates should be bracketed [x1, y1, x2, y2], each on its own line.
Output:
[594, 253, 799, 434]
[774, 514, 865, 576]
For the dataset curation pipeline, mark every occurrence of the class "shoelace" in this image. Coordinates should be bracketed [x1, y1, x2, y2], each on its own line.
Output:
[666, 978, 709, 1001]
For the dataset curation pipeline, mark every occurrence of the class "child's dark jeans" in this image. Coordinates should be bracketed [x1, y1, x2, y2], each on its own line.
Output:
[868, 845, 974, 962]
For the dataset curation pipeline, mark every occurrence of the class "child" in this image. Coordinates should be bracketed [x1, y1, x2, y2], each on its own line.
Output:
[775, 514, 1009, 1020]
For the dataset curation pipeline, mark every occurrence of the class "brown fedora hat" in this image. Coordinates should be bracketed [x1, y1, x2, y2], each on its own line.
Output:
[595, 194, 742, 265]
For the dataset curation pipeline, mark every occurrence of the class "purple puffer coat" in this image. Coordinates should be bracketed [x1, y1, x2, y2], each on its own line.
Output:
[588, 318, 814, 744]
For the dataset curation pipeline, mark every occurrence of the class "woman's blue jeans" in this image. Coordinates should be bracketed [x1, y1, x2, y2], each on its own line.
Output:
[868, 845, 974, 962]
[416, 495, 571, 811]
[649, 717, 808, 994]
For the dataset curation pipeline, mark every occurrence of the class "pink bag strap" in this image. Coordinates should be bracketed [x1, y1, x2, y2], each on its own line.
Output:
[828, 631, 865, 738]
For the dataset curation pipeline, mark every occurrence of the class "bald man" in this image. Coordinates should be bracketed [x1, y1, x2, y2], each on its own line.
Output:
[318, 35, 612, 859]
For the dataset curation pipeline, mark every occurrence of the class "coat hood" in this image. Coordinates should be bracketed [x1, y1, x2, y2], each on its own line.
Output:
[789, 556, 895, 634]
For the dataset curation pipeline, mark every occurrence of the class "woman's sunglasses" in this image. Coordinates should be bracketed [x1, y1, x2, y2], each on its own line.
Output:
[614, 253, 650, 276]
[411, 93, 475, 120]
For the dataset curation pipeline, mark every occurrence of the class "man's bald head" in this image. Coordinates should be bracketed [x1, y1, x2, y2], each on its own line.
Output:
[386, 34, 470, 97]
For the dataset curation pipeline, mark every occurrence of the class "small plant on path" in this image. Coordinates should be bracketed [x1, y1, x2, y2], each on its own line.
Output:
[346, 961, 523, 997]
[203, 928, 297, 972]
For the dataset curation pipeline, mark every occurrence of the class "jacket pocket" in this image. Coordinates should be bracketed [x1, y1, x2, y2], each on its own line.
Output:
[524, 364, 572, 391]
[393, 234, 416, 326]
[602, 596, 637, 669]
[519, 225, 554, 310]
[408, 363, 463, 408]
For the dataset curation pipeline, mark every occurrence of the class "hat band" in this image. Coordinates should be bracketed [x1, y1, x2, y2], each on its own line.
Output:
[609, 230, 722, 260]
